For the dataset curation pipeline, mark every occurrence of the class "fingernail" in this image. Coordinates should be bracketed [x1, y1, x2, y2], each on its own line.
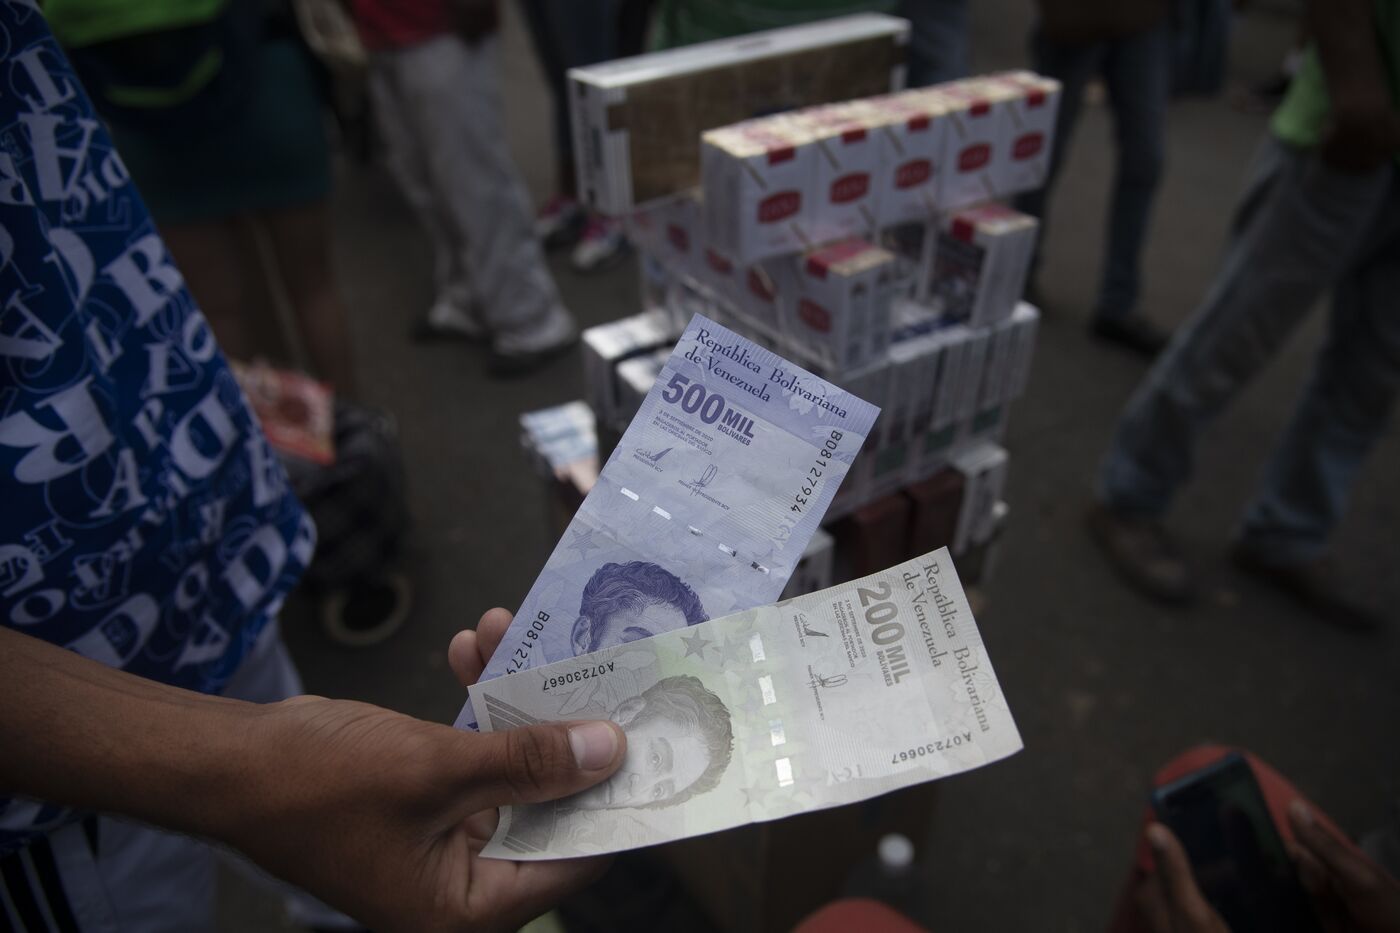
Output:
[1146, 824, 1171, 852]
[1290, 799, 1312, 827]
[569, 721, 619, 770]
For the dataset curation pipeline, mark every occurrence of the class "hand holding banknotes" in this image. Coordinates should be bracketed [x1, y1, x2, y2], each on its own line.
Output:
[0, 620, 625, 933]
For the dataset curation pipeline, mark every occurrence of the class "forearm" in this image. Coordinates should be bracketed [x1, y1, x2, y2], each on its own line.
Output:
[1308, 0, 1388, 116]
[0, 627, 270, 841]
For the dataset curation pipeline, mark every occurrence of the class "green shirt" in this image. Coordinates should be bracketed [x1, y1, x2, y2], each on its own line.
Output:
[654, 0, 899, 49]
[44, 0, 226, 48]
[1272, 0, 1400, 150]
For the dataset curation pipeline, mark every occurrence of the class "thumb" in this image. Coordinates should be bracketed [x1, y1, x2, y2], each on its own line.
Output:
[462, 720, 625, 810]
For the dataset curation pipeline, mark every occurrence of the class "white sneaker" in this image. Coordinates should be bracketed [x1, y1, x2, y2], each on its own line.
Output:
[490, 304, 579, 376]
[413, 299, 486, 343]
[570, 216, 628, 273]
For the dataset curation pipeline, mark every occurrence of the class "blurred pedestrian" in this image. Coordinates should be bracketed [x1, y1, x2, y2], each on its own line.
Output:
[520, 0, 631, 272]
[353, 0, 579, 376]
[1015, 0, 1174, 357]
[1088, 0, 1400, 631]
[48, 0, 360, 397]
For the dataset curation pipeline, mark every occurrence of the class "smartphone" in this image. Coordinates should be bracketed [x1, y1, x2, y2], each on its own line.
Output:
[1150, 753, 1324, 933]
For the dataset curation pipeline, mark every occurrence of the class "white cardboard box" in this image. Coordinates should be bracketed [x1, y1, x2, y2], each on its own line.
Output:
[568, 14, 908, 215]
[951, 441, 1008, 554]
[931, 203, 1039, 329]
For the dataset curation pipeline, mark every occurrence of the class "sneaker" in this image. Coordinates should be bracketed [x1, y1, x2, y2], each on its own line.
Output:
[1086, 503, 1195, 604]
[1091, 312, 1170, 358]
[570, 215, 628, 273]
[1231, 547, 1383, 632]
[412, 299, 487, 343]
[536, 194, 586, 249]
[489, 304, 579, 377]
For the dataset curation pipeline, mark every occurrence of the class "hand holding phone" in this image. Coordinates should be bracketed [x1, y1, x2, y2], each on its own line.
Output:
[1147, 753, 1322, 933]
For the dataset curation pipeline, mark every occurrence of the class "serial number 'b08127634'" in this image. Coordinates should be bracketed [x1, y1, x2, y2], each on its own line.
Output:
[790, 430, 843, 514]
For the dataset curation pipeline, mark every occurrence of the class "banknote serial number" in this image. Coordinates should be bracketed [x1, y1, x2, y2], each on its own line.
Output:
[891, 732, 973, 763]
[790, 430, 844, 514]
[542, 661, 616, 692]
[505, 611, 549, 675]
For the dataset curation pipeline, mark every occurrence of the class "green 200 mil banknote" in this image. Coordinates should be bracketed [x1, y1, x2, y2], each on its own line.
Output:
[469, 548, 1022, 859]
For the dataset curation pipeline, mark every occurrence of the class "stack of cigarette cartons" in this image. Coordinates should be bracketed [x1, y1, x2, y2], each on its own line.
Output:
[570, 13, 909, 215]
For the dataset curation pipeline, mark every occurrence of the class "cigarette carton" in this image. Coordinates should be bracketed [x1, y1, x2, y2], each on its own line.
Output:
[614, 347, 672, 429]
[785, 239, 898, 374]
[1004, 301, 1040, 401]
[858, 91, 951, 226]
[865, 334, 933, 499]
[570, 14, 909, 214]
[931, 203, 1039, 329]
[929, 79, 1018, 210]
[702, 118, 818, 263]
[986, 70, 1062, 196]
[581, 310, 677, 429]
[792, 102, 880, 243]
[951, 441, 1008, 555]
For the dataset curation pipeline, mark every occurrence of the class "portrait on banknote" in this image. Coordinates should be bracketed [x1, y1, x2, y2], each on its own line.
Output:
[569, 561, 709, 656]
[479, 673, 734, 855]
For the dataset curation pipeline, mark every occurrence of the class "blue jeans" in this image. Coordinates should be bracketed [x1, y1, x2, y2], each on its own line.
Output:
[1098, 140, 1400, 564]
[1015, 24, 1171, 320]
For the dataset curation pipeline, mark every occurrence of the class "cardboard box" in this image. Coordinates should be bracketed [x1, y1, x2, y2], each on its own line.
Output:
[779, 526, 835, 600]
[859, 91, 950, 226]
[1004, 301, 1040, 401]
[785, 239, 897, 374]
[571, 14, 909, 215]
[931, 203, 1038, 329]
[581, 310, 677, 428]
[702, 118, 818, 263]
[792, 102, 880, 243]
[613, 346, 672, 429]
[987, 70, 1062, 196]
[951, 441, 1008, 555]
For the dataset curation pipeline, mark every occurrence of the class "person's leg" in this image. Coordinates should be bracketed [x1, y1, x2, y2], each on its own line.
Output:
[1012, 29, 1101, 280]
[387, 35, 575, 369]
[1230, 168, 1400, 625]
[1091, 143, 1389, 601]
[366, 58, 478, 336]
[259, 201, 358, 397]
[1092, 24, 1171, 353]
[898, 0, 971, 86]
[1097, 143, 1389, 518]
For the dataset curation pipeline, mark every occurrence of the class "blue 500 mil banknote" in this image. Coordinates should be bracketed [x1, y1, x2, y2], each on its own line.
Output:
[456, 314, 880, 729]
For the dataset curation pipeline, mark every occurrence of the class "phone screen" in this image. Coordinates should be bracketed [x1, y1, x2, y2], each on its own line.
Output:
[1151, 754, 1323, 933]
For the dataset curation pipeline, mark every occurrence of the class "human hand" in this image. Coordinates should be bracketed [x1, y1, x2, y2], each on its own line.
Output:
[449, 0, 499, 43]
[216, 608, 624, 933]
[1289, 800, 1400, 933]
[1135, 823, 1233, 933]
